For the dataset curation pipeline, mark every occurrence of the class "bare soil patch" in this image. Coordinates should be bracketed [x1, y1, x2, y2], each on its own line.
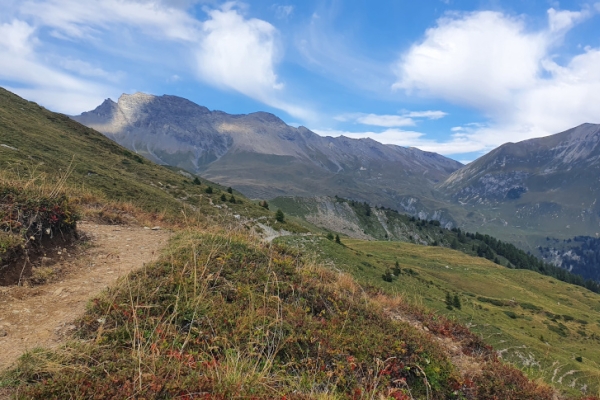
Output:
[0, 222, 170, 371]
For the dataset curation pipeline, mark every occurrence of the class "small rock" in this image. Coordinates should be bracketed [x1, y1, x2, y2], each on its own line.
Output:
[53, 288, 64, 296]
[423, 326, 429, 332]
[0, 329, 7, 337]
[144, 227, 151, 230]
[151, 226, 161, 230]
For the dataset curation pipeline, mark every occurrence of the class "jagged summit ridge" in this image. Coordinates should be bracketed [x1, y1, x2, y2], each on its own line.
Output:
[73, 93, 462, 217]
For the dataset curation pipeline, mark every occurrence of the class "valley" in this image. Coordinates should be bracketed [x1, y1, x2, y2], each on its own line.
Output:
[73, 94, 600, 285]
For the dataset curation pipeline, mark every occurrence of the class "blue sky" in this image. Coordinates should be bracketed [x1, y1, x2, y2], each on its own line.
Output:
[1, 0, 599, 163]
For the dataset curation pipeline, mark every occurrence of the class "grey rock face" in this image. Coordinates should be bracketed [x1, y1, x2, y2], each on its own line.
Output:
[438, 123, 600, 237]
[440, 123, 600, 204]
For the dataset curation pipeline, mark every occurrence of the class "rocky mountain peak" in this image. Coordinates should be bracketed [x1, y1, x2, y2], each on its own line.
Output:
[72, 92, 463, 213]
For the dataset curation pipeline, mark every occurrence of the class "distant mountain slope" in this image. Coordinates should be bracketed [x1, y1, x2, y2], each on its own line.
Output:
[439, 123, 600, 238]
[73, 93, 462, 218]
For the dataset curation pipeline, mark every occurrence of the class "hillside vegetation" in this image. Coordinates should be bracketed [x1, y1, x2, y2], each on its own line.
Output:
[0, 88, 595, 398]
[278, 233, 600, 395]
[272, 196, 600, 293]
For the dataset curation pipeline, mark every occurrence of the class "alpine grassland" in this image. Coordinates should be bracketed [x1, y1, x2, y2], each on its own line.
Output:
[4, 228, 561, 399]
[278, 233, 600, 396]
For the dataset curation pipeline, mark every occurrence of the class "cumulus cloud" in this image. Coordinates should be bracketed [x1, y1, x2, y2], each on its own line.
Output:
[193, 3, 314, 120]
[393, 11, 546, 111]
[391, 7, 600, 153]
[0, 0, 313, 119]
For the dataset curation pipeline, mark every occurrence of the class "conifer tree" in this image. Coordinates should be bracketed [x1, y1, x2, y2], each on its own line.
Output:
[393, 260, 401, 275]
[445, 292, 453, 308]
[453, 294, 461, 309]
[275, 209, 285, 223]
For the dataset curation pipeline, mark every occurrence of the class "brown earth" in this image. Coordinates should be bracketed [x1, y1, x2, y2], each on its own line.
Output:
[0, 221, 171, 372]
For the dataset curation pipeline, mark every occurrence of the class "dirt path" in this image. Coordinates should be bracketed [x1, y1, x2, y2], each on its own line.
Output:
[0, 222, 171, 371]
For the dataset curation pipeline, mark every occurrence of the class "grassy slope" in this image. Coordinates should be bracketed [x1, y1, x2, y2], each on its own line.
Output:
[277, 234, 600, 395]
[0, 88, 285, 225]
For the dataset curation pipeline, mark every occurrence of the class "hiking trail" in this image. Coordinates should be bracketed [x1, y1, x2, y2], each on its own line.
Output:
[0, 222, 170, 371]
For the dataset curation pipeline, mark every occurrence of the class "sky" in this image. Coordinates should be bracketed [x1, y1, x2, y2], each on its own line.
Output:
[1, 0, 600, 163]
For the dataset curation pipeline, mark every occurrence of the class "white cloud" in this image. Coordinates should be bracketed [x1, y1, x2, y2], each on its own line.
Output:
[403, 110, 448, 119]
[393, 11, 546, 111]
[315, 128, 485, 155]
[195, 3, 314, 120]
[274, 5, 294, 19]
[0, 0, 314, 120]
[57, 57, 121, 81]
[392, 7, 600, 153]
[547, 8, 590, 34]
[335, 110, 447, 128]
[0, 19, 115, 114]
[356, 114, 415, 127]
[19, 0, 200, 41]
[196, 5, 282, 96]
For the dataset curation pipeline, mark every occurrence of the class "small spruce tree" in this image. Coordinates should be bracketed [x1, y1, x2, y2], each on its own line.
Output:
[275, 209, 285, 223]
[445, 292, 453, 308]
[393, 260, 401, 276]
[193, 177, 201, 185]
[220, 193, 227, 201]
[229, 195, 236, 203]
[227, 187, 233, 194]
[205, 186, 213, 194]
[453, 294, 461, 309]
[326, 232, 334, 241]
[335, 234, 341, 244]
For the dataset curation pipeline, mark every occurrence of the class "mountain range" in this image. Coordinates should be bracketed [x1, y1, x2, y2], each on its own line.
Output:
[73, 92, 600, 279]
[73, 93, 462, 224]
